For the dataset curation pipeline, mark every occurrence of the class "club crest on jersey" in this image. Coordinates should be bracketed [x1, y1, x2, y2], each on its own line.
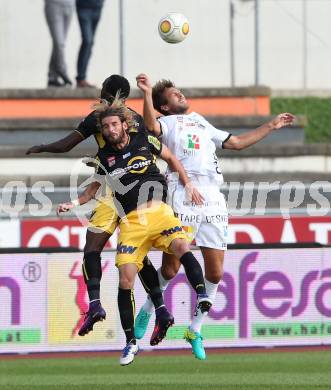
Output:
[187, 134, 200, 149]
[107, 156, 116, 167]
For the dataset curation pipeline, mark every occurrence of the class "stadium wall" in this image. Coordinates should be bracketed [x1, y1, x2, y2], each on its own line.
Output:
[1, 1, 331, 89]
[0, 248, 330, 354]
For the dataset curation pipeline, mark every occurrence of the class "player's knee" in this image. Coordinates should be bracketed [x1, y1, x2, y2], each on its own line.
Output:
[205, 269, 224, 284]
[84, 241, 103, 254]
[161, 262, 180, 280]
[119, 274, 135, 290]
[84, 229, 111, 253]
[170, 238, 190, 258]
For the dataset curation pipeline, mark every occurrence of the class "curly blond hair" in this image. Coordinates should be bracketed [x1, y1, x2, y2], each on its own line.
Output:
[93, 93, 135, 129]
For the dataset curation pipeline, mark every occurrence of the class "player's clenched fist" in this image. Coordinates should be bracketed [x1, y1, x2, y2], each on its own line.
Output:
[136, 73, 152, 93]
[57, 202, 75, 215]
[271, 113, 296, 129]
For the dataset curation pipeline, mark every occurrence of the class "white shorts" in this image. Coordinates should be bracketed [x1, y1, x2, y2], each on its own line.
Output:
[167, 176, 228, 250]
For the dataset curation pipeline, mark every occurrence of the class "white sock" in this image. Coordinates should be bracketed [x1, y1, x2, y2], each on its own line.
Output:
[141, 268, 170, 314]
[205, 278, 219, 302]
[190, 278, 219, 334]
[141, 295, 154, 314]
[157, 267, 170, 291]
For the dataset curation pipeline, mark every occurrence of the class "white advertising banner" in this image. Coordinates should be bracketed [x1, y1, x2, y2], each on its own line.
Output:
[0, 248, 330, 353]
[0, 220, 20, 247]
[0, 254, 47, 353]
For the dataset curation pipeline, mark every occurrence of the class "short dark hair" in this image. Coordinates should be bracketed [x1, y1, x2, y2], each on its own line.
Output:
[152, 79, 175, 115]
[100, 75, 130, 103]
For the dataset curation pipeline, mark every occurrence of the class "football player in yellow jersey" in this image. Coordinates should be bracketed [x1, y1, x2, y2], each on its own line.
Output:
[58, 100, 211, 365]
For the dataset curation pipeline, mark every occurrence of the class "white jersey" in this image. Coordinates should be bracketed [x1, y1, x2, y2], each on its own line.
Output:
[158, 112, 231, 183]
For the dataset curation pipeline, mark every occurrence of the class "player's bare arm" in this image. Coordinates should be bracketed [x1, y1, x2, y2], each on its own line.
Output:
[160, 144, 204, 205]
[26, 131, 84, 154]
[136, 73, 162, 136]
[57, 181, 101, 214]
[223, 113, 295, 151]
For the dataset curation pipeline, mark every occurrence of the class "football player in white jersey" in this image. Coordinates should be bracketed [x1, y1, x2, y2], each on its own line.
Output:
[135, 73, 295, 360]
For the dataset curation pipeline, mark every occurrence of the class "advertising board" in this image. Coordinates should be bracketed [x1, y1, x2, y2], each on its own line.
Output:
[0, 248, 330, 353]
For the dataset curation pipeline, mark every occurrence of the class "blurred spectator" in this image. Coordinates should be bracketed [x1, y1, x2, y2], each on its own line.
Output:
[76, 0, 104, 88]
[45, 0, 74, 87]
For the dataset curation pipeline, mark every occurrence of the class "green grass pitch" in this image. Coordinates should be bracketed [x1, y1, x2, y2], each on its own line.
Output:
[0, 350, 330, 390]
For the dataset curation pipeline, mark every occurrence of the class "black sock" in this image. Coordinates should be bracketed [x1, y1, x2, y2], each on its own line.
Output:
[83, 251, 102, 301]
[138, 256, 164, 309]
[86, 278, 100, 302]
[179, 252, 206, 295]
[118, 288, 136, 344]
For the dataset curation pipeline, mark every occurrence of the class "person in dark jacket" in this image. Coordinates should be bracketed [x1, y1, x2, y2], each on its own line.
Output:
[76, 0, 104, 87]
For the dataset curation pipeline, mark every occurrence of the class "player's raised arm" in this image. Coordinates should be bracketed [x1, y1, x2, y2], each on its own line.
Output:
[26, 131, 84, 154]
[223, 113, 295, 151]
[57, 181, 101, 215]
[136, 73, 162, 137]
[160, 144, 204, 205]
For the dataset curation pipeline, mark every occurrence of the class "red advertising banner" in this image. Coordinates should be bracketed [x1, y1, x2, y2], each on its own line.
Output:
[21, 220, 117, 249]
[229, 216, 331, 245]
[20, 216, 331, 249]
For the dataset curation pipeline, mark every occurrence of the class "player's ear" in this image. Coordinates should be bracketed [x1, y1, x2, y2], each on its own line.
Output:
[122, 121, 129, 131]
[160, 104, 169, 113]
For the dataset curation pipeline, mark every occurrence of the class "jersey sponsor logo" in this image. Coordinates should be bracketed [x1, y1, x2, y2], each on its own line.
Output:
[123, 152, 131, 159]
[148, 135, 161, 151]
[117, 242, 137, 254]
[213, 153, 222, 174]
[160, 225, 183, 237]
[205, 215, 228, 223]
[185, 120, 205, 129]
[176, 213, 201, 223]
[109, 156, 152, 177]
[183, 149, 198, 157]
[187, 134, 200, 149]
[107, 156, 116, 167]
[127, 156, 152, 174]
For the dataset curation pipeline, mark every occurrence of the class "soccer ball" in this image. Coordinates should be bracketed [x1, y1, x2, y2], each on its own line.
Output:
[158, 13, 189, 44]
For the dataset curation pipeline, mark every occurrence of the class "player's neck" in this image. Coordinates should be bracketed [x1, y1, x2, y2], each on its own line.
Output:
[113, 134, 130, 150]
[168, 108, 189, 115]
